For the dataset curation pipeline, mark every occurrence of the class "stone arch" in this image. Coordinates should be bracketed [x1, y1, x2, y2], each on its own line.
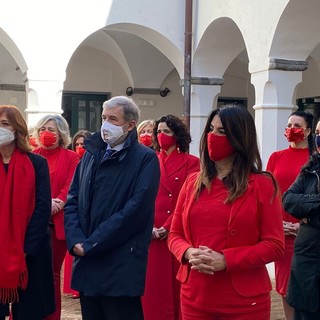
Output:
[0, 27, 27, 75]
[67, 23, 182, 91]
[270, 0, 320, 60]
[193, 17, 247, 78]
[105, 23, 183, 79]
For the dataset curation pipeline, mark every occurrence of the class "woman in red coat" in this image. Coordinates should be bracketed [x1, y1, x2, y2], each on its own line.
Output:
[142, 115, 200, 320]
[168, 105, 285, 320]
[34, 115, 79, 320]
[63, 130, 92, 299]
[266, 111, 313, 320]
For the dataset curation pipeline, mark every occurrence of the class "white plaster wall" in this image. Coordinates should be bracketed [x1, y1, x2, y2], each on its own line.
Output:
[0, 91, 26, 114]
[220, 58, 255, 114]
[133, 70, 184, 122]
[65, 46, 183, 122]
[106, 0, 185, 75]
[194, 0, 288, 72]
[297, 58, 320, 99]
[65, 46, 129, 95]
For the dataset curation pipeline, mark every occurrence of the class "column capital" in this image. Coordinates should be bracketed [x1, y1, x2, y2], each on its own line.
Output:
[180, 77, 224, 86]
[269, 58, 308, 71]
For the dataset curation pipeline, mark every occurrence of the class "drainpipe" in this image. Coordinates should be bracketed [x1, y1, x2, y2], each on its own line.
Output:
[183, 0, 192, 129]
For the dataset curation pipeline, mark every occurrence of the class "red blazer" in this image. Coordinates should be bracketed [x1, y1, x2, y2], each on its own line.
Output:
[155, 150, 200, 231]
[34, 147, 79, 240]
[168, 172, 285, 297]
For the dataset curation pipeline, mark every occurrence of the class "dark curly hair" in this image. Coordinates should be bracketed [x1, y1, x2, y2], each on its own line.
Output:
[153, 115, 191, 153]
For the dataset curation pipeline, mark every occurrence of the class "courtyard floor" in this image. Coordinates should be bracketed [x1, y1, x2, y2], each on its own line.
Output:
[61, 280, 285, 320]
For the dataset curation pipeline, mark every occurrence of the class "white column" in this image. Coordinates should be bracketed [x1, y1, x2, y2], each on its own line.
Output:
[189, 85, 221, 156]
[251, 69, 302, 168]
[24, 78, 65, 127]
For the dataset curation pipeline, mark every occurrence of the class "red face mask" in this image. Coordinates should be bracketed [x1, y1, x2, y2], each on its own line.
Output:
[157, 133, 176, 151]
[207, 133, 235, 161]
[284, 127, 305, 143]
[75, 146, 86, 158]
[39, 131, 57, 148]
[29, 137, 38, 148]
[140, 134, 153, 147]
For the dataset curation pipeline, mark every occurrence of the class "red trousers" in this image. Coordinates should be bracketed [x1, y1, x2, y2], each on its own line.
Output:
[180, 296, 270, 320]
[44, 229, 67, 320]
[63, 253, 78, 295]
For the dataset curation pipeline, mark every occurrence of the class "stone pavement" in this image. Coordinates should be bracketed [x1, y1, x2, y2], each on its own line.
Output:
[61, 280, 285, 320]
[61, 294, 81, 320]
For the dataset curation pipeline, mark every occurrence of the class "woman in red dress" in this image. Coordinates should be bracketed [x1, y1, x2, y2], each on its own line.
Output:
[63, 130, 92, 298]
[266, 110, 313, 320]
[168, 105, 285, 320]
[34, 115, 79, 320]
[142, 115, 200, 320]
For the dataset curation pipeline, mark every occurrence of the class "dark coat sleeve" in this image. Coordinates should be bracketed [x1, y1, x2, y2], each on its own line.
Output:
[24, 153, 51, 257]
[64, 162, 87, 251]
[282, 173, 320, 219]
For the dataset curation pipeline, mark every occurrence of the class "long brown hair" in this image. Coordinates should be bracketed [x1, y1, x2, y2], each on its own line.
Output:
[196, 105, 277, 203]
[0, 105, 32, 153]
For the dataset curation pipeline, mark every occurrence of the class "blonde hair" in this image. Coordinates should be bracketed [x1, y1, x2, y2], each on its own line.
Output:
[35, 114, 71, 148]
[137, 119, 154, 136]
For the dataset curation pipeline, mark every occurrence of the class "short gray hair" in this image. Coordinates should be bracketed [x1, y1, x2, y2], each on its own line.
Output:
[35, 114, 71, 148]
[103, 96, 140, 123]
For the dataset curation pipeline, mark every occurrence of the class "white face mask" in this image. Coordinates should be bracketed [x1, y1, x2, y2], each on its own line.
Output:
[0, 127, 15, 147]
[100, 121, 128, 146]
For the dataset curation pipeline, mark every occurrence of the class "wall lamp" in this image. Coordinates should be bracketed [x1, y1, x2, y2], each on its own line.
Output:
[126, 87, 134, 96]
[126, 87, 170, 97]
[160, 87, 170, 97]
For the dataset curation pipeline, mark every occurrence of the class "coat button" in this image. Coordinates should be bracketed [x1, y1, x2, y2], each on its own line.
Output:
[169, 193, 172, 197]
[167, 210, 171, 214]
[230, 230, 236, 236]
[175, 177, 179, 180]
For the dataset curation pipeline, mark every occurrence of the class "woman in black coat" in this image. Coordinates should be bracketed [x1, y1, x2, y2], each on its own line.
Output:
[282, 119, 320, 320]
[0, 105, 55, 320]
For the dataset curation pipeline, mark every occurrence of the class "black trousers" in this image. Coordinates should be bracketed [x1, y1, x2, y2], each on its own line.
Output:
[80, 295, 144, 320]
[0, 304, 9, 320]
[294, 308, 320, 320]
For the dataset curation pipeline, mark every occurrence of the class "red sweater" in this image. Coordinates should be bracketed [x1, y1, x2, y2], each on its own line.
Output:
[266, 146, 309, 223]
[34, 146, 79, 239]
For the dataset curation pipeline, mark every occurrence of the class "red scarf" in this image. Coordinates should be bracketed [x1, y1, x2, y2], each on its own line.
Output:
[0, 149, 35, 303]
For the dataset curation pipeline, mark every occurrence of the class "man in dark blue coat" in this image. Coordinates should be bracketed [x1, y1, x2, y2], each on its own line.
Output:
[64, 96, 160, 320]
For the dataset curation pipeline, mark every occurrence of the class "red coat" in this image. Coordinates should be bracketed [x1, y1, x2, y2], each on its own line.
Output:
[142, 150, 200, 320]
[34, 147, 79, 240]
[168, 172, 285, 300]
